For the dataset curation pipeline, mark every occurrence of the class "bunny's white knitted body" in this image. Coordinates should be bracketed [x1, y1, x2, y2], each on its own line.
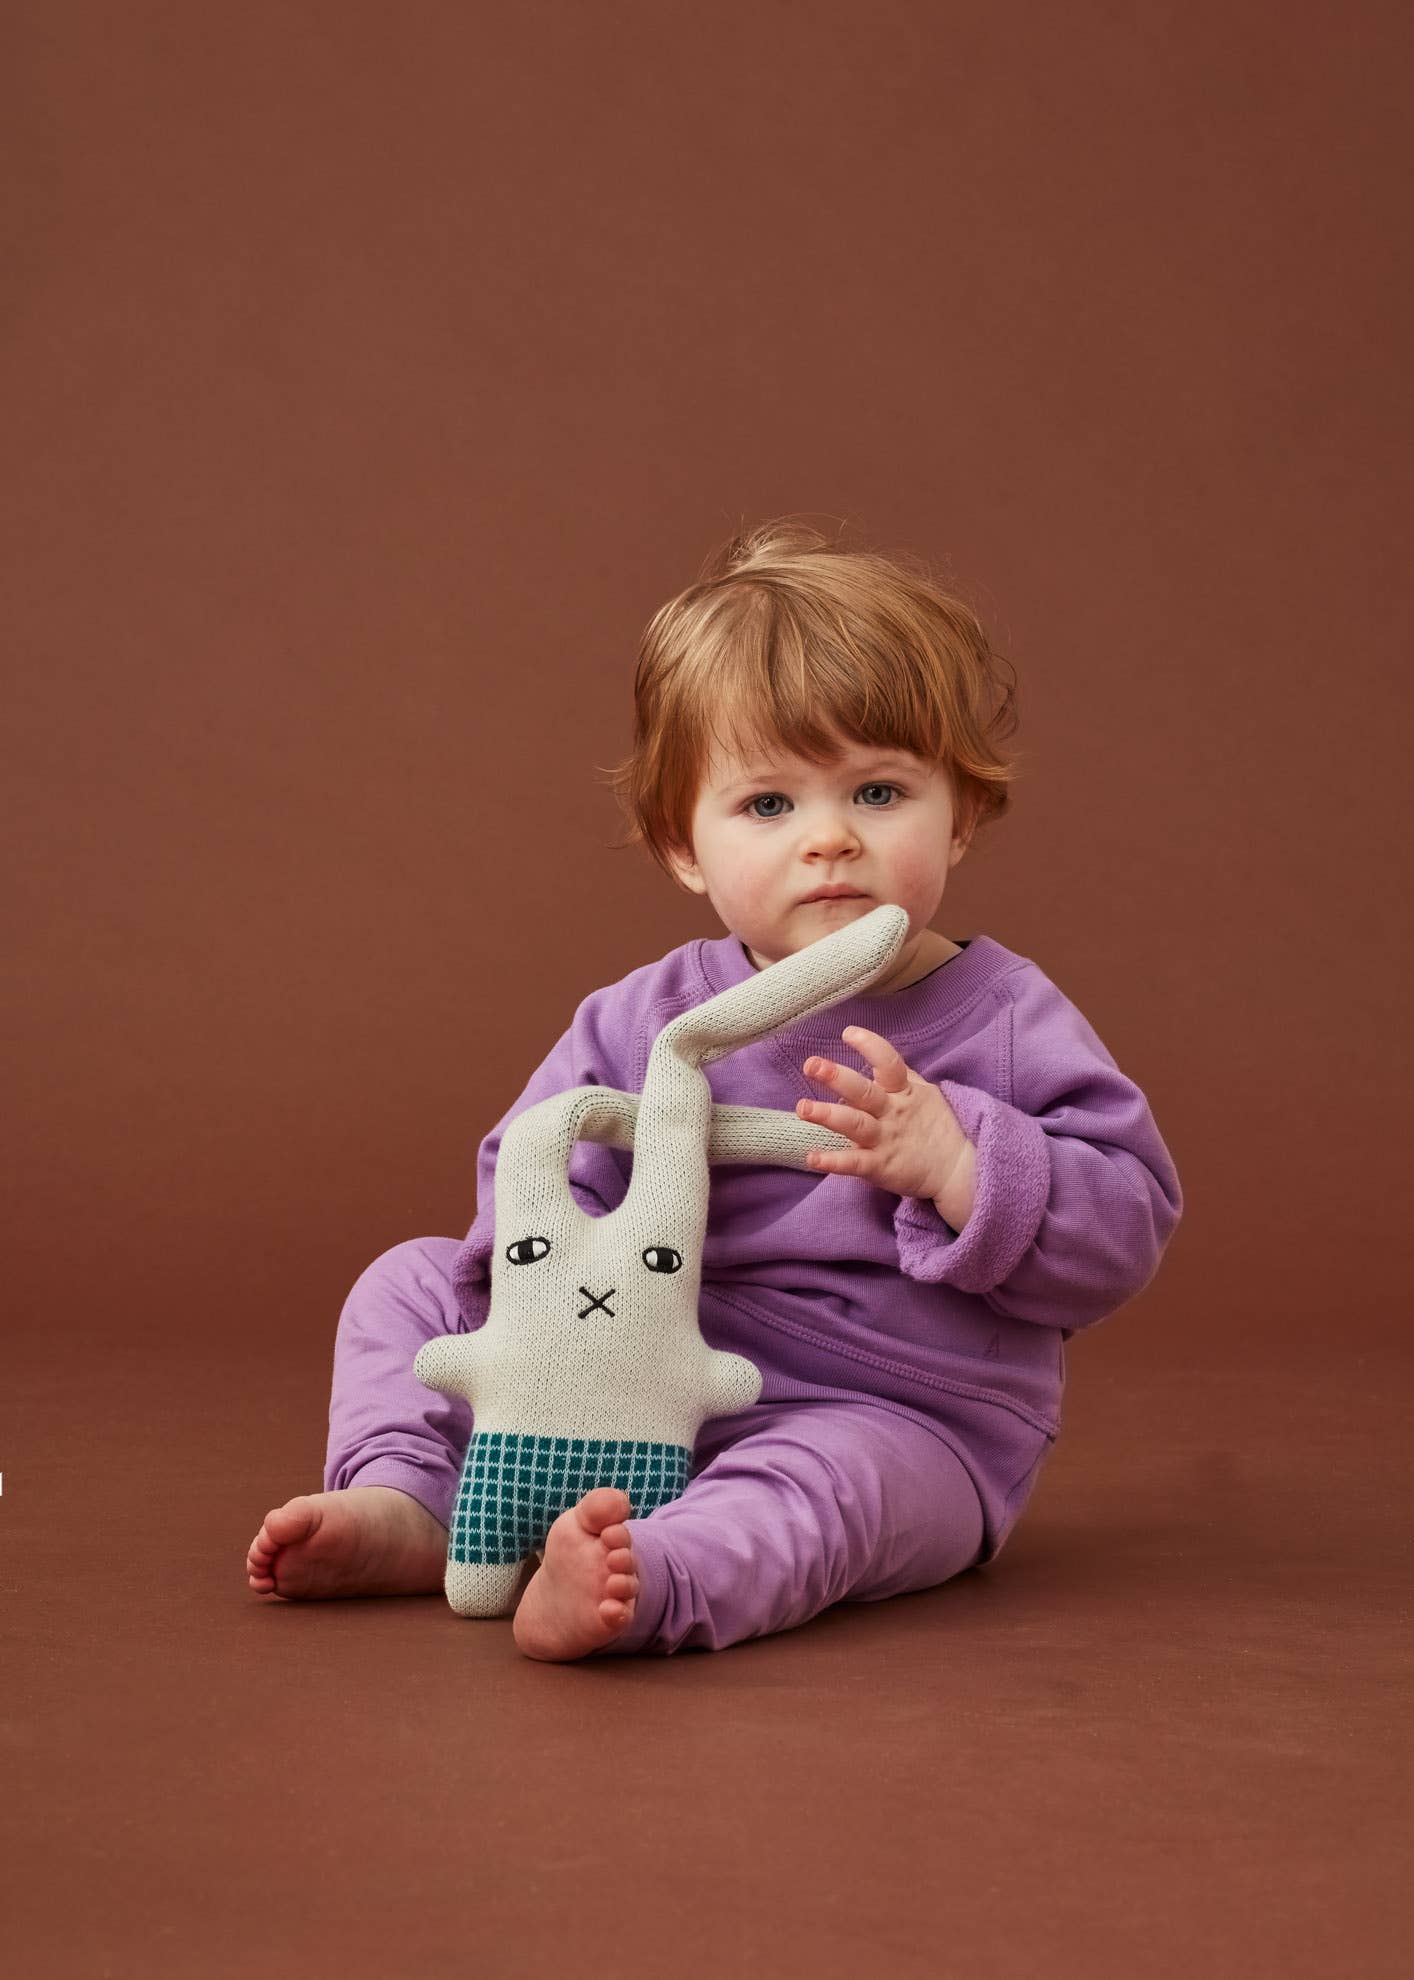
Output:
[414, 903, 910, 1615]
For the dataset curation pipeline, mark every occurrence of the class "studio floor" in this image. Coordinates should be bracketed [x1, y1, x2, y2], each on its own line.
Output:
[3, 1325, 1406, 1979]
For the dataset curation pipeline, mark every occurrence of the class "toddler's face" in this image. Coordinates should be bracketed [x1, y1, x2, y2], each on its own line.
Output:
[664, 729, 970, 974]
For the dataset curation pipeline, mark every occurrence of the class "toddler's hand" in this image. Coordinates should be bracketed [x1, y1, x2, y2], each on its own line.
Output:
[796, 1024, 977, 1224]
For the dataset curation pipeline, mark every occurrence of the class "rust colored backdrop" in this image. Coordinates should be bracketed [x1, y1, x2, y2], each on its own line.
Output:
[8, 11, 1406, 1361]
[3, 5, 1408, 1977]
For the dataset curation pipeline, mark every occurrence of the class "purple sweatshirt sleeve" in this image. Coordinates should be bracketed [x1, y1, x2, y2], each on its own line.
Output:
[892, 968, 1184, 1330]
[447, 988, 632, 1330]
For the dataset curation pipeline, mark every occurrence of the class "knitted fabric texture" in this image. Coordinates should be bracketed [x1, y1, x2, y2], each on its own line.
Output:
[448, 1432, 691, 1566]
[413, 902, 911, 1616]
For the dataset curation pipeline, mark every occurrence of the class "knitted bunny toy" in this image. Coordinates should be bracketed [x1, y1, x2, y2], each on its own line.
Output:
[414, 902, 910, 1616]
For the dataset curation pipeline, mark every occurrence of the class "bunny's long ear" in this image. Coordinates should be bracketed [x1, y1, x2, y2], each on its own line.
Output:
[657, 904, 909, 1072]
[621, 903, 909, 1228]
[567, 1092, 855, 1173]
[497, 906, 908, 1243]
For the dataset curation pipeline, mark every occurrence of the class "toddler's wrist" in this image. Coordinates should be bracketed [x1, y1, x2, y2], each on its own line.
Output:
[930, 1138, 978, 1232]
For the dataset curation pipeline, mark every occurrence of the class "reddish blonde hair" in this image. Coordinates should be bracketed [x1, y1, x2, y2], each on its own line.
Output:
[598, 516, 1024, 886]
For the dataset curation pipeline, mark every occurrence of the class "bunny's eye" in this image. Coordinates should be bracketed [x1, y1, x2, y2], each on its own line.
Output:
[642, 1246, 683, 1274]
[506, 1236, 551, 1266]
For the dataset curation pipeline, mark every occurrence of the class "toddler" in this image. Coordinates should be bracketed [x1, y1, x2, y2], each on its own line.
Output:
[246, 518, 1184, 1660]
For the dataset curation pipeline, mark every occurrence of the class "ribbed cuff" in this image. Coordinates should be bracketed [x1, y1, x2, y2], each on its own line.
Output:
[892, 1079, 1051, 1294]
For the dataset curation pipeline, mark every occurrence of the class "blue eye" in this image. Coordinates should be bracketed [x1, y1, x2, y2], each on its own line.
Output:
[745, 783, 901, 819]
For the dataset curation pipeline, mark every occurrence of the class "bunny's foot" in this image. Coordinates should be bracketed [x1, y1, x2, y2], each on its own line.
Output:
[512, 1487, 640, 1661]
[246, 1486, 447, 1599]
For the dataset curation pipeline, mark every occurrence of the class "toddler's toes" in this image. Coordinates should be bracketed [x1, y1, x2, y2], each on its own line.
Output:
[576, 1487, 633, 1537]
[246, 1499, 320, 1590]
[249, 1506, 297, 1578]
[260, 1497, 323, 1548]
[597, 1511, 638, 1618]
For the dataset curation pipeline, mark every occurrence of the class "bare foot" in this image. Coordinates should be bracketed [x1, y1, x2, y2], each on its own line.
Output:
[511, 1487, 640, 1661]
[246, 1486, 447, 1599]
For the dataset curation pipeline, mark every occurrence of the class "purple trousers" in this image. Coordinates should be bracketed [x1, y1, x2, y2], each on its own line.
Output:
[324, 1238, 986, 1656]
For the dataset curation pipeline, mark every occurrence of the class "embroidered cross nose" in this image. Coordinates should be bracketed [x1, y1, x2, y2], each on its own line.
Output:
[577, 1286, 615, 1319]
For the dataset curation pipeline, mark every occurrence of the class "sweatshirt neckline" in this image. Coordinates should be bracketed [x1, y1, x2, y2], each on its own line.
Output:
[694, 924, 1023, 1044]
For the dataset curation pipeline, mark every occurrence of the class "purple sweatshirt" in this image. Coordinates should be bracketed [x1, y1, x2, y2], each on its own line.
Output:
[436, 929, 1184, 1562]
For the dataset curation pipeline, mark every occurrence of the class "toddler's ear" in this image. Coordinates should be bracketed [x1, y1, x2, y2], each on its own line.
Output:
[951, 798, 979, 863]
[664, 841, 708, 895]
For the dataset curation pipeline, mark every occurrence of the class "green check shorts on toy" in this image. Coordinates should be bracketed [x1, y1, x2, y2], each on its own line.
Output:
[448, 1429, 692, 1566]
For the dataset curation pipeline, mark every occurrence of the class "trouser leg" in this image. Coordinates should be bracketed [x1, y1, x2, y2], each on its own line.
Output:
[597, 1396, 986, 1657]
[322, 1235, 468, 1530]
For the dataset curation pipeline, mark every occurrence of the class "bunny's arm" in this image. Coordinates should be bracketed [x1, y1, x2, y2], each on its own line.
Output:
[413, 1329, 491, 1406]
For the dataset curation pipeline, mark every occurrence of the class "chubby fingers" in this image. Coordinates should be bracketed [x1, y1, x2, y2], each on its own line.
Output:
[803, 1026, 909, 1108]
[801, 1051, 882, 1115]
[839, 1025, 911, 1089]
[796, 1087, 880, 1145]
[798, 1035, 902, 1143]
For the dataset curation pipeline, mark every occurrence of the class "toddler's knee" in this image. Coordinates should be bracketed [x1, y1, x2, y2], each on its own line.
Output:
[330, 1239, 468, 1365]
[348, 1236, 462, 1313]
